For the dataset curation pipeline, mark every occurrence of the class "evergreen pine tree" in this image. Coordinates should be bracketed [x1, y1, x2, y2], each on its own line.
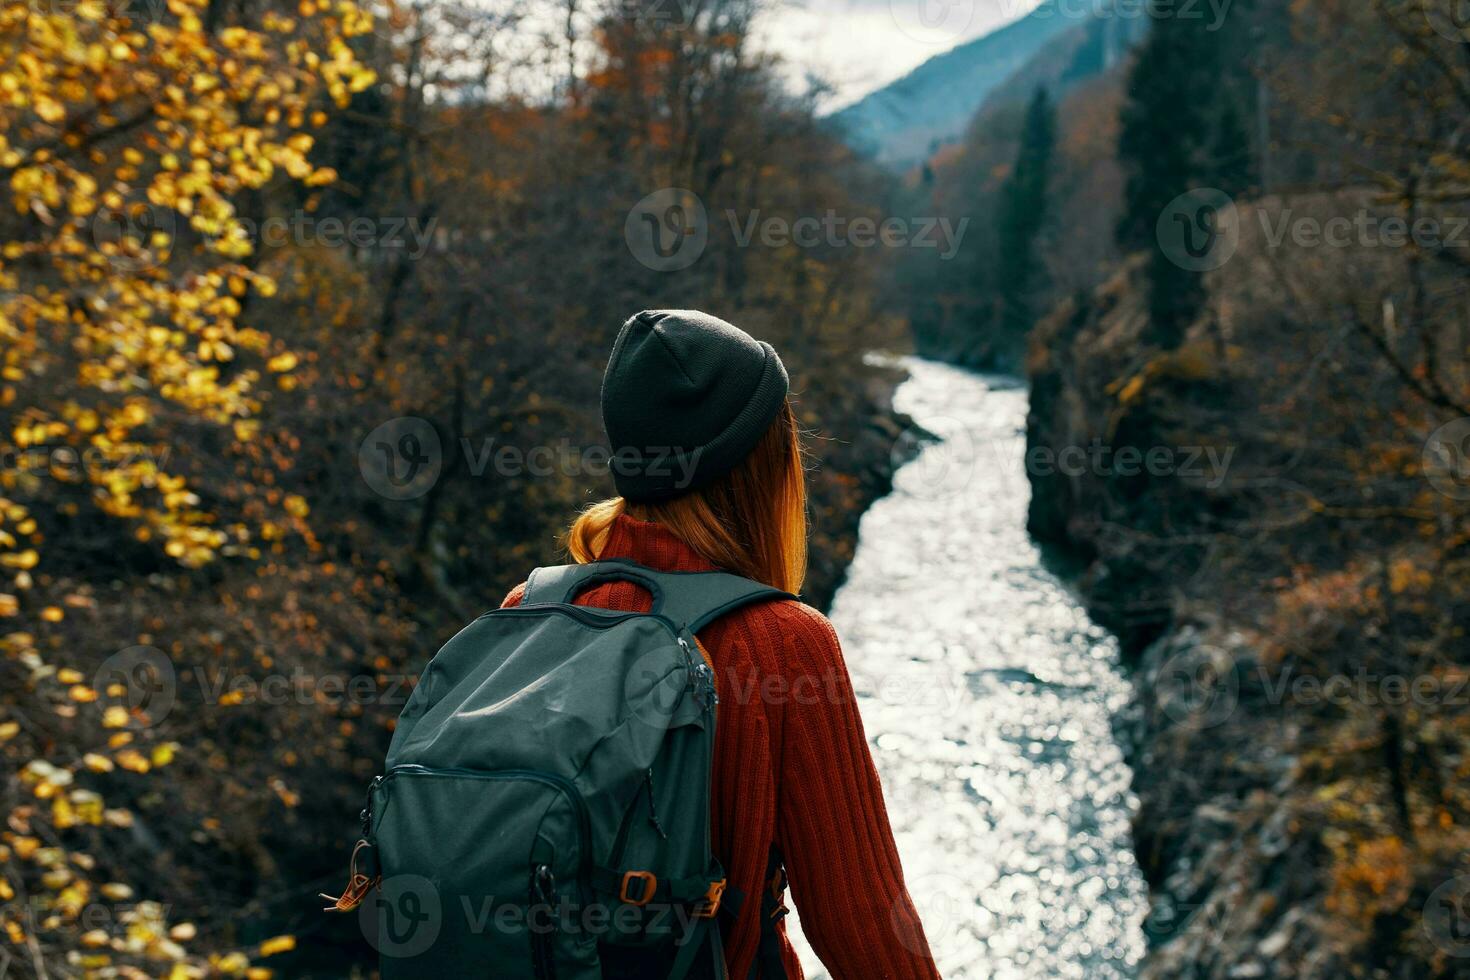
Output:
[1116, 0, 1232, 348]
[996, 86, 1057, 348]
[1212, 98, 1257, 198]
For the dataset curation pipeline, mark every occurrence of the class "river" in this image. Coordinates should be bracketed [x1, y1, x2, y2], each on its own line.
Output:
[787, 358, 1148, 979]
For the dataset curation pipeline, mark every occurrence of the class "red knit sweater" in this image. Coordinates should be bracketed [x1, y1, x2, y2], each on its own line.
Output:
[503, 514, 939, 979]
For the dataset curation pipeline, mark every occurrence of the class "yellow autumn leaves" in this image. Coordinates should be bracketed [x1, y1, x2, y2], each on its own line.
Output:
[0, 0, 372, 580]
[0, 0, 376, 975]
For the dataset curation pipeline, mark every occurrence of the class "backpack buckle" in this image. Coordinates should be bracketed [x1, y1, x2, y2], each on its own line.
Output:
[693, 878, 726, 918]
[619, 870, 657, 907]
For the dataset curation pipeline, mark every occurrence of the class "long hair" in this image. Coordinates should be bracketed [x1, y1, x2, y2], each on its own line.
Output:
[566, 400, 808, 594]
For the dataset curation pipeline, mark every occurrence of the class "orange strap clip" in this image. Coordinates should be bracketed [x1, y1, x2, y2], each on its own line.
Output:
[320, 840, 381, 912]
[620, 870, 657, 907]
[693, 878, 727, 919]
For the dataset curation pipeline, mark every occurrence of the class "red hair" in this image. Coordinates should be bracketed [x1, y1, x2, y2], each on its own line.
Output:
[566, 401, 808, 594]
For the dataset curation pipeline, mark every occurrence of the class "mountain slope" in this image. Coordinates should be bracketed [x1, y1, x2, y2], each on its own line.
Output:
[829, 2, 1148, 169]
[827, 2, 1076, 168]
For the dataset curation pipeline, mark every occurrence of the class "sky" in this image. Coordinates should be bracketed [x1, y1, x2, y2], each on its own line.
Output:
[406, 0, 1045, 114]
[753, 0, 1044, 110]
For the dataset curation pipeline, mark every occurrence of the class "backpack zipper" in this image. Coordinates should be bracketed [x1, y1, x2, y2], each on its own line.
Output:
[530, 863, 559, 980]
[679, 635, 718, 710]
[372, 765, 592, 858]
[643, 768, 669, 840]
[475, 603, 683, 635]
[476, 605, 716, 709]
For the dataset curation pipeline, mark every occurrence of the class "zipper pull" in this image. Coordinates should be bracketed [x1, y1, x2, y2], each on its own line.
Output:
[360, 775, 383, 837]
[645, 768, 669, 840]
[678, 636, 718, 708]
[321, 839, 381, 912]
[532, 863, 557, 903]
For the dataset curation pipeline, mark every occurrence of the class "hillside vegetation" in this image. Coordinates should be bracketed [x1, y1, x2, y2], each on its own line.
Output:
[0, 1, 910, 975]
[926, 0, 1470, 975]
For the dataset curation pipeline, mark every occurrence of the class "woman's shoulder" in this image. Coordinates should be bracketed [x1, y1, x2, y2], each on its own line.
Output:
[500, 580, 838, 656]
[755, 596, 834, 632]
[729, 596, 842, 661]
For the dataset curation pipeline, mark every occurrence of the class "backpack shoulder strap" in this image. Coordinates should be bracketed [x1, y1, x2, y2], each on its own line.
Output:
[522, 558, 794, 634]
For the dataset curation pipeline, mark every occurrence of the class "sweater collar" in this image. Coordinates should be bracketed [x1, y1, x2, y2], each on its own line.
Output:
[596, 513, 720, 573]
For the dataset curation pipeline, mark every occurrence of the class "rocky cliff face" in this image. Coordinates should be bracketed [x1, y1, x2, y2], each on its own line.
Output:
[1024, 257, 1467, 979]
[1023, 258, 1204, 652]
[1022, 277, 1312, 975]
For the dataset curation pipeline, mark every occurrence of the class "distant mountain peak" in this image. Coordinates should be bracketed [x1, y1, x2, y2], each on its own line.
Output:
[827, 0, 1137, 169]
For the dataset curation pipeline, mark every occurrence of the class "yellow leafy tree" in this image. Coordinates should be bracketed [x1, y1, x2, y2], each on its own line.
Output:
[1, 0, 372, 576]
[0, 0, 373, 974]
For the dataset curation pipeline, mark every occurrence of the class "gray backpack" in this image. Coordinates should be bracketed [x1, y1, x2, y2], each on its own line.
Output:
[336, 559, 792, 978]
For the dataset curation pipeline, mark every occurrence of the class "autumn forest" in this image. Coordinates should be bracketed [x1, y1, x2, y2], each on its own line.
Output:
[1, 0, 1469, 978]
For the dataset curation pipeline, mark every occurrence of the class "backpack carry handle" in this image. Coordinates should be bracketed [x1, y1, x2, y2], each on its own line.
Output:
[546, 564, 668, 612]
[523, 558, 794, 635]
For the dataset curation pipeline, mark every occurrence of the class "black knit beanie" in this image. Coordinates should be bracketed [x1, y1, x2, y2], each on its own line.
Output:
[602, 310, 789, 502]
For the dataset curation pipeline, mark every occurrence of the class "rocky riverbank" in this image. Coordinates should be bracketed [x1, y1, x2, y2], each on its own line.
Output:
[1023, 258, 1469, 979]
[800, 357, 926, 612]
